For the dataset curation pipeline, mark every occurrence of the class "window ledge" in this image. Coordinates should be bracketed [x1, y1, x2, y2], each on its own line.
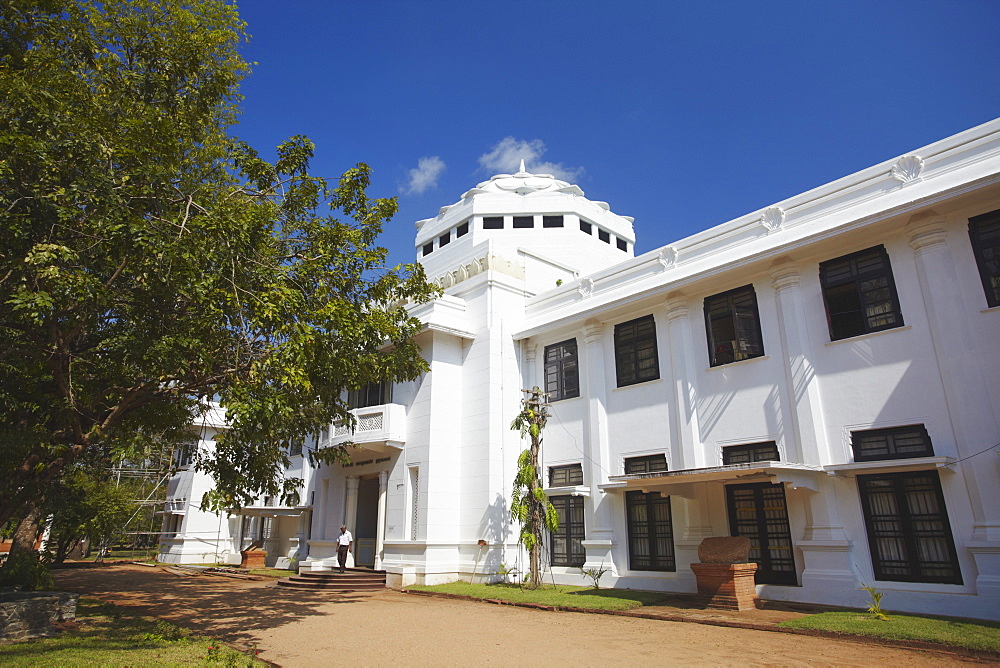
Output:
[981, 305, 1000, 314]
[824, 325, 911, 346]
[825, 456, 955, 476]
[549, 395, 583, 404]
[705, 355, 769, 372]
[613, 378, 663, 391]
[544, 485, 590, 497]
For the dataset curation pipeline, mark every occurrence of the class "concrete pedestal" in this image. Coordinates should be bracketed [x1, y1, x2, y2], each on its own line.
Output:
[690, 562, 759, 611]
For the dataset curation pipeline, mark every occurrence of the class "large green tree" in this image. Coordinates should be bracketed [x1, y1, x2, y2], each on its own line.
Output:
[0, 0, 436, 546]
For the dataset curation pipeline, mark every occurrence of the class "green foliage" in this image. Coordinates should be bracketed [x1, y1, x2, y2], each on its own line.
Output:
[0, 0, 438, 526]
[0, 549, 54, 591]
[860, 583, 890, 621]
[581, 563, 609, 589]
[509, 388, 558, 588]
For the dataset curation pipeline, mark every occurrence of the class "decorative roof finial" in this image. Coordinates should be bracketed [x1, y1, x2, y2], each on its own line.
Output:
[518, 158, 527, 174]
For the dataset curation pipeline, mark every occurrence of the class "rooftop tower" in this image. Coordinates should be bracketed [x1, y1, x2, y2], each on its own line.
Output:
[414, 161, 636, 295]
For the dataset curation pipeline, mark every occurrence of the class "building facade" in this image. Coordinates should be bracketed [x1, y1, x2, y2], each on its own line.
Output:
[165, 121, 1000, 620]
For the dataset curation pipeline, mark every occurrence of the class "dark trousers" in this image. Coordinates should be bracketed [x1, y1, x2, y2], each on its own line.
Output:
[337, 544, 349, 571]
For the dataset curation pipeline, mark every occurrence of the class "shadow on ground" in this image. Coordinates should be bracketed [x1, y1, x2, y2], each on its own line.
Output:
[53, 564, 369, 644]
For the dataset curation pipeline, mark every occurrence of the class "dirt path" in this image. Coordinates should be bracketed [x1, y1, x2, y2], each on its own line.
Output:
[53, 565, 976, 666]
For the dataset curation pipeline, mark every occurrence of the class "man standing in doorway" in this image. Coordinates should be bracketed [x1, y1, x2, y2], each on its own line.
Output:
[337, 524, 353, 574]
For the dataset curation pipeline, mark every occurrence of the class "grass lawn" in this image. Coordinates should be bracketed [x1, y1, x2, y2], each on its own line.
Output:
[247, 567, 296, 578]
[778, 612, 1000, 653]
[406, 581, 668, 611]
[0, 598, 266, 667]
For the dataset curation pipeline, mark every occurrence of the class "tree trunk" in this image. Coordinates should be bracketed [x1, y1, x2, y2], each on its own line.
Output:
[0, 501, 51, 589]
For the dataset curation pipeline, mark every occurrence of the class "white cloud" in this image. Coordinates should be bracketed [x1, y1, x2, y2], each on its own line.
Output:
[402, 156, 446, 195]
[477, 137, 583, 182]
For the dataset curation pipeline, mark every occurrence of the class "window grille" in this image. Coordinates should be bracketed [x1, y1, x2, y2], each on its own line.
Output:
[549, 463, 583, 486]
[614, 315, 660, 387]
[626, 491, 675, 571]
[550, 496, 585, 566]
[544, 339, 579, 401]
[722, 442, 779, 465]
[348, 381, 392, 409]
[969, 209, 1000, 307]
[624, 454, 667, 474]
[357, 412, 384, 432]
[850, 425, 933, 462]
[704, 285, 765, 367]
[820, 245, 903, 340]
[857, 471, 961, 584]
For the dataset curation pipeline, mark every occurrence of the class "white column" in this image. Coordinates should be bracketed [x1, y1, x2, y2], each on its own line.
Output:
[907, 218, 1000, 597]
[375, 470, 389, 570]
[344, 475, 359, 568]
[580, 320, 617, 572]
[663, 295, 703, 469]
[769, 260, 830, 466]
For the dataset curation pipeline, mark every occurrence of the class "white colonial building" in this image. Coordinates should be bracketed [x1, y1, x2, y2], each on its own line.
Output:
[163, 120, 1000, 620]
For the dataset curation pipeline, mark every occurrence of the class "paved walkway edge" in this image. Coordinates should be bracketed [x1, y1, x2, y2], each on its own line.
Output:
[402, 589, 999, 663]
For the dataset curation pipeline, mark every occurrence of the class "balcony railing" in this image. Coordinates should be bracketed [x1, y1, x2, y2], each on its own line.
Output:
[329, 403, 406, 452]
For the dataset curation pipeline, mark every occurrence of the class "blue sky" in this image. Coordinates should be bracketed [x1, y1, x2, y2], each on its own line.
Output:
[232, 0, 1000, 269]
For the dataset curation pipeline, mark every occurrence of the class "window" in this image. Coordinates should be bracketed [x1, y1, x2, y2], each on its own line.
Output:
[550, 496, 585, 566]
[820, 245, 903, 340]
[483, 216, 503, 229]
[617, 237, 628, 251]
[580, 220, 593, 234]
[857, 471, 962, 584]
[173, 441, 196, 468]
[726, 482, 797, 585]
[544, 339, 579, 401]
[969, 209, 1000, 307]
[614, 315, 659, 386]
[549, 463, 583, 486]
[626, 491, 675, 571]
[513, 215, 534, 228]
[851, 425, 933, 462]
[704, 285, 765, 366]
[422, 242, 434, 256]
[456, 221, 470, 237]
[722, 442, 779, 465]
[288, 440, 303, 457]
[624, 454, 667, 474]
[598, 229, 610, 243]
[543, 215, 564, 228]
[439, 231, 450, 247]
[348, 381, 392, 409]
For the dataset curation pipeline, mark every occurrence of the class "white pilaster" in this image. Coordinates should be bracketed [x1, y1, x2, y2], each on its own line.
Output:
[907, 218, 1000, 597]
[663, 295, 703, 469]
[769, 261, 830, 466]
[375, 470, 389, 570]
[580, 320, 617, 571]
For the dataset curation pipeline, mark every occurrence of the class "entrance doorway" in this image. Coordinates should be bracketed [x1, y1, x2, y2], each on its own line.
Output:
[354, 477, 379, 567]
[725, 482, 796, 585]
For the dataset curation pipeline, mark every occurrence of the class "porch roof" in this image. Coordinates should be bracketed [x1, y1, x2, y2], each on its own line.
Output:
[237, 505, 311, 518]
[600, 461, 825, 497]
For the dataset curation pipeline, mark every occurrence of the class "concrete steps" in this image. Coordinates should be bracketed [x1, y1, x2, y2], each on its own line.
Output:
[276, 568, 387, 592]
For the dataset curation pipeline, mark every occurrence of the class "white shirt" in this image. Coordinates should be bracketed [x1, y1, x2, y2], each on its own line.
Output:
[337, 530, 353, 546]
